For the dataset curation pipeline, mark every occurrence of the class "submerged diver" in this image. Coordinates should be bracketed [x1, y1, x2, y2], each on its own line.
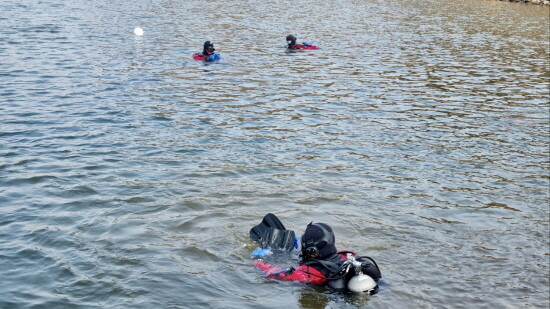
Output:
[285, 34, 319, 50]
[250, 214, 382, 294]
[193, 41, 221, 62]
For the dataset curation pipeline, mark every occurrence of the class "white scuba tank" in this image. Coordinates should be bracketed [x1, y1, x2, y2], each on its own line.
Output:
[345, 253, 378, 293]
[347, 272, 377, 293]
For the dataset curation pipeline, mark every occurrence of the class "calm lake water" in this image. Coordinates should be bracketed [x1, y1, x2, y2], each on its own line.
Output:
[1, 0, 549, 308]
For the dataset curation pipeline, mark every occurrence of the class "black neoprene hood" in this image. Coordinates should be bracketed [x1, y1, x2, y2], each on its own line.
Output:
[301, 223, 337, 259]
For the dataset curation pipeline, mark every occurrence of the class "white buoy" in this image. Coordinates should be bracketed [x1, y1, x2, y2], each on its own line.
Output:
[134, 27, 144, 36]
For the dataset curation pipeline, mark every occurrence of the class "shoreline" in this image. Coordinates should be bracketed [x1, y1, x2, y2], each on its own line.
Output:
[498, 0, 550, 5]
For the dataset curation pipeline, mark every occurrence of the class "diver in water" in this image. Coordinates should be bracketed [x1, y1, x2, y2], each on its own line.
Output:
[285, 34, 318, 50]
[286, 34, 298, 49]
[250, 214, 382, 294]
[193, 41, 221, 62]
[202, 41, 215, 57]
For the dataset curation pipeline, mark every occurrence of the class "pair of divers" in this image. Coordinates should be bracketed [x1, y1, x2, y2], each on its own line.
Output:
[193, 35, 318, 62]
[249, 213, 382, 294]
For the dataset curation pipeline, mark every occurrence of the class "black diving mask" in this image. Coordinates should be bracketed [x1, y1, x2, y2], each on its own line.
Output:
[301, 242, 319, 260]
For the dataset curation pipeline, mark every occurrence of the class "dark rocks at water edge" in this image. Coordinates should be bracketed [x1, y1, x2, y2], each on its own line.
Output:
[497, 0, 550, 5]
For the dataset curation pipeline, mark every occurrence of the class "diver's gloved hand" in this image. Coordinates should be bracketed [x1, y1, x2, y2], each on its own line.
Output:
[302, 42, 310, 46]
[207, 54, 221, 62]
[251, 248, 271, 259]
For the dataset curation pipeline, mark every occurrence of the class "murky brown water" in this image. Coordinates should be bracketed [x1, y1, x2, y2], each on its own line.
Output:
[1, 0, 549, 308]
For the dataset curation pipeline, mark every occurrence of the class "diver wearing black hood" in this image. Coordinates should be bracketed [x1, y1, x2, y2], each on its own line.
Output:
[285, 34, 318, 50]
[252, 219, 382, 293]
[286, 34, 297, 49]
[193, 41, 221, 62]
[202, 41, 215, 56]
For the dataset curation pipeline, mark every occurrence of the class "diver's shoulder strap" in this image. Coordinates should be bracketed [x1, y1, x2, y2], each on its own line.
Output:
[303, 254, 347, 277]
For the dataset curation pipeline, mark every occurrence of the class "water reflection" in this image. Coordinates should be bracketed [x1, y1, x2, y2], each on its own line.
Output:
[298, 289, 332, 309]
[1, 0, 549, 308]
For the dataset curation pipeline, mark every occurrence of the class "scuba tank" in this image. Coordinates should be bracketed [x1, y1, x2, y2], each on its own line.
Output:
[299, 222, 381, 294]
[345, 253, 377, 293]
[304, 252, 381, 294]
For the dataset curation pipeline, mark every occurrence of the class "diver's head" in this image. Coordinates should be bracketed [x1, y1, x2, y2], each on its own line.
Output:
[203, 41, 215, 54]
[286, 35, 296, 45]
[301, 222, 337, 260]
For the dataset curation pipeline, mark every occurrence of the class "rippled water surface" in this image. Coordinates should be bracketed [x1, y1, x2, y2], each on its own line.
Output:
[1, 0, 549, 308]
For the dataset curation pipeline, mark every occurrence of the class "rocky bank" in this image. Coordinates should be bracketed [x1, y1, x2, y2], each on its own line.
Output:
[500, 0, 550, 5]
